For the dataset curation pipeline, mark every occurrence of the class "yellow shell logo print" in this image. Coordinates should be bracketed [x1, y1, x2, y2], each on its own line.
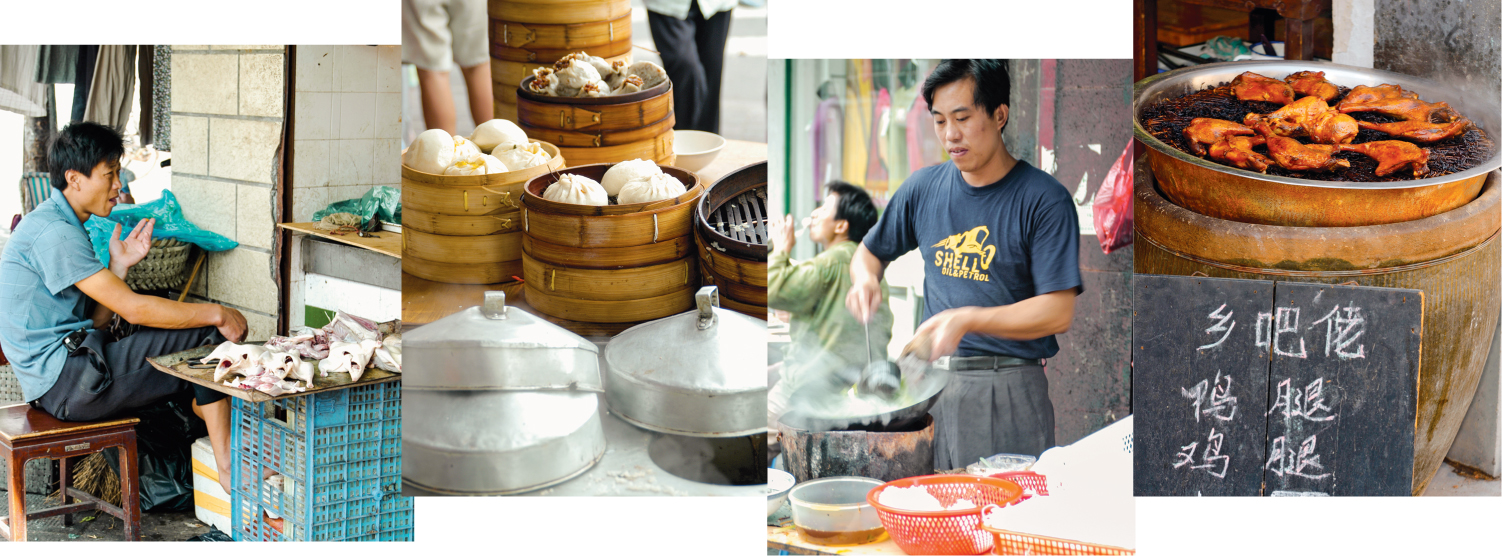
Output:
[932, 226, 997, 282]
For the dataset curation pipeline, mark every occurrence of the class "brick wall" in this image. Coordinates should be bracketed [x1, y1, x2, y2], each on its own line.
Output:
[169, 46, 286, 341]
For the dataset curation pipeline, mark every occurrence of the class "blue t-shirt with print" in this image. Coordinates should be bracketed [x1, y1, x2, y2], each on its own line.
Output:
[863, 160, 1082, 359]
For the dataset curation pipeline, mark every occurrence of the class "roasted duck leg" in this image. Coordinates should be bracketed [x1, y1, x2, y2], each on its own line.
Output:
[1357, 118, 1470, 143]
[1285, 71, 1339, 102]
[1231, 72, 1296, 104]
[1338, 141, 1432, 177]
[1243, 97, 1360, 144]
[1207, 135, 1275, 172]
[1183, 118, 1258, 156]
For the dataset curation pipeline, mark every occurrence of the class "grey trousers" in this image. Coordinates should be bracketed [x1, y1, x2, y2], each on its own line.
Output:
[929, 365, 1056, 470]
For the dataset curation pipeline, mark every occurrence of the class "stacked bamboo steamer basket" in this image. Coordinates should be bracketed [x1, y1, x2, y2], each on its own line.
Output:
[521, 164, 704, 331]
[402, 140, 566, 284]
[488, 0, 632, 122]
[695, 162, 768, 319]
[516, 80, 676, 168]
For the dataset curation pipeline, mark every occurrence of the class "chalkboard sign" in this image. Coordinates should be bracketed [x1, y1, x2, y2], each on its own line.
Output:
[1133, 275, 1422, 496]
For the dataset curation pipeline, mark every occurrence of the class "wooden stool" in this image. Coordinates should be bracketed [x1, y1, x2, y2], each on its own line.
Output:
[0, 403, 140, 541]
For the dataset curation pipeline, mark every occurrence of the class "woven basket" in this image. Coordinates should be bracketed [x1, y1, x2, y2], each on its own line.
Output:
[1, 364, 23, 403]
[125, 238, 193, 291]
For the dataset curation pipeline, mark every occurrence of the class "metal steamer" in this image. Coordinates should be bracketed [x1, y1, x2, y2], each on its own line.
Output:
[402, 291, 607, 495]
[604, 286, 768, 437]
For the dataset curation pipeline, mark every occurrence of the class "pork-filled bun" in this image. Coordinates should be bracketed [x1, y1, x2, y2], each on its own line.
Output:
[404, 128, 455, 174]
[470, 119, 528, 152]
[542, 173, 608, 206]
[600, 159, 662, 196]
[617, 172, 687, 205]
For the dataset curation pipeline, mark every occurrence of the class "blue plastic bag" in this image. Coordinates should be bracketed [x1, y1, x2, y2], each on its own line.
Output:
[85, 190, 239, 267]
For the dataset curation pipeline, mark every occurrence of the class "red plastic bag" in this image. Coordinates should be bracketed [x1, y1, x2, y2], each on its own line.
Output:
[1092, 143, 1134, 254]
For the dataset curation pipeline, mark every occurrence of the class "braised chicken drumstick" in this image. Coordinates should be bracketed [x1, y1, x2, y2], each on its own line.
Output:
[1253, 122, 1351, 172]
[1243, 96, 1360, 144]
[1183, 118, 1258, 156]
[1207, 136, 1275, 172]
[1230, 71, 1296, 105]
[1337, 141, 1432, 177]
[1336, 85, 1462, 123]
[1284, 71, 1339, 102]
[1357, 118, 1470, 143]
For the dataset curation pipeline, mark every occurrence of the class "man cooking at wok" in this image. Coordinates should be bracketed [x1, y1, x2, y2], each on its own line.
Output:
[0, 122, 247, 495]
[847, 59, 1081, 469]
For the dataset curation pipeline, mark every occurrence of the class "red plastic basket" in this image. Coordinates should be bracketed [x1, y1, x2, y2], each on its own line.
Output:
[990, 471, 1048, 501]
[867, 475, 1024, 555]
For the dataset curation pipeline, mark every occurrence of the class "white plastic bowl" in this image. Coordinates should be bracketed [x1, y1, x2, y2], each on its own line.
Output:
[672, 130, 726, 173]
[766, 468, 795, 516]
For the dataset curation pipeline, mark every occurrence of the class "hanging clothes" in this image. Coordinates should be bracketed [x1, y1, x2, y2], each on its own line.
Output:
[138, 46, 154, 145]
[152, 45, 171, 150]
[0, 45, 47, 117]
[33, 45, 79, 84]
[84, 45, 137, 133]
[71, 45, 99, 124]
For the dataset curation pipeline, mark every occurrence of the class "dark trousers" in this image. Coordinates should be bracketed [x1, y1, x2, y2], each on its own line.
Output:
[929, 365, 1056, 470]
[648, 2, 733, 133]
[33, 326, 228, 422]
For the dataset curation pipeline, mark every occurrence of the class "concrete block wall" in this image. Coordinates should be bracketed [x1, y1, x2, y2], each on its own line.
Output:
[287, 46, 402, 329]
[169, 46, 286, 341]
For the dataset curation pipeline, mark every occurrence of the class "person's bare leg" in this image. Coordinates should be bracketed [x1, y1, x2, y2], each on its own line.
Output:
[193, 398, 236, 494]
[416, 67, 457, 134]
[460, 62, 494, 125]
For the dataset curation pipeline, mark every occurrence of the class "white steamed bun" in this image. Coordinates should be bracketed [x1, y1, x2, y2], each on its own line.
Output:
[600, 159, 662, 196]
[404, 129, 456, 174]
[542, 174, 608, 206]
[443, 154, 509, 176]
[492, 142, 551, 172]
[617, 172, 686, 205]
[470, 119, 529, 152]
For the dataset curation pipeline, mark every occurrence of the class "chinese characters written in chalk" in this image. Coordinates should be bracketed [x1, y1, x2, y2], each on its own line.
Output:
[1174, 371, 1239, 479]
[1265, 376, 1338, 482]
[1196, 302, 1368, 360]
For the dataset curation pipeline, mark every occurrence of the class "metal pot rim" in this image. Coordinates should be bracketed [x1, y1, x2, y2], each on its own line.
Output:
[1134, 60, 1502, 191]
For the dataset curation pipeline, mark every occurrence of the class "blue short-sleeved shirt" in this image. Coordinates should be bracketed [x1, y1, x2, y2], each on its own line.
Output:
[0, 193, 106, 401]
[863, 160, 1083, 359]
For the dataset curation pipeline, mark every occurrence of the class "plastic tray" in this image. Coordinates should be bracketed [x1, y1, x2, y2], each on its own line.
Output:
[230, 381, 413, 541]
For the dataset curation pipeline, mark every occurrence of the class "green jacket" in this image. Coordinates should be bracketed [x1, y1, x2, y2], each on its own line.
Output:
[768, 240, 894, 390]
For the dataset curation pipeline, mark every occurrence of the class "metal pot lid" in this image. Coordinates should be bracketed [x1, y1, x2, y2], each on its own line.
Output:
[404, 291, 602, 391]
[605, 286, 766, 396]
[402, 389, 606, 495]
[604, 287, 768, 437]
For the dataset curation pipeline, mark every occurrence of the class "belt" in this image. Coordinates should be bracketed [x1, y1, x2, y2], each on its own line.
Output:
[948, 355, 1043, 371]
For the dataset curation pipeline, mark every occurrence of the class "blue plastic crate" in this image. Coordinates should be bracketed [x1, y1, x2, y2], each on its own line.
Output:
[230, 381, 413, 542]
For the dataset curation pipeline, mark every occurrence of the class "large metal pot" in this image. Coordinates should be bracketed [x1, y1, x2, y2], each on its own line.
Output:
[604, 286, 767, 436]
[402, 390, 606, 495]
[403, 291, 602, 391]
[1134, 60, 1501, 227]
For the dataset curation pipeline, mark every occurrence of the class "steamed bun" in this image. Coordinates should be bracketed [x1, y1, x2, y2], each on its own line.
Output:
[543, 174, 608, 206]
[404, 129, 456, 174]
[617, 172, 686, 205]
[470, 119, 528, 152]
[443, 154, 509, 176]
[492, 142, 551, 172]
[600, 159, 661, 196]
[453, 136, 483, 163]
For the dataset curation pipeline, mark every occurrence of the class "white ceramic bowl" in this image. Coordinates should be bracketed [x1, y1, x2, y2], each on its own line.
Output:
[766, 468, 795, 516]
[672, 130, 726, 173]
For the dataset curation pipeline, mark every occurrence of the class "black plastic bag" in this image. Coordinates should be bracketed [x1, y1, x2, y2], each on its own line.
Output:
[103, 398, 208, 512]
